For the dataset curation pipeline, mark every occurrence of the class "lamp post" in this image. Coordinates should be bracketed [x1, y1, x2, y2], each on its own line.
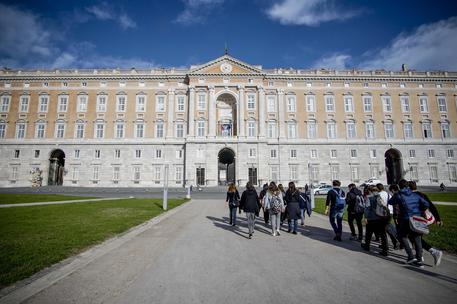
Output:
[308, 162, 315, 209]
[163, 164, 169, 210]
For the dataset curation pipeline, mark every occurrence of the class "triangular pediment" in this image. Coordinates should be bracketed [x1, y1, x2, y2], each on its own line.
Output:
[188, 55, 264, 75]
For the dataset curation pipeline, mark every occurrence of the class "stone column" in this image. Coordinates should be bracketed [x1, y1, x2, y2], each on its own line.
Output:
[238, 86, 245, 137]
[166, 88, 175, 138]
[258, 86, 265, 137]
[278, 89, 285, 138]
[208, 86, 216, 137]
[188, 86, 195, 136]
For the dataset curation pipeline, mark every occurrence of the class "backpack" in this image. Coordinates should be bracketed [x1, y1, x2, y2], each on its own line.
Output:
[270, 194, 282, 214]
[354, 194, 365, 214]
[374, 194, 390, 218]
[332, 189, 346, 209]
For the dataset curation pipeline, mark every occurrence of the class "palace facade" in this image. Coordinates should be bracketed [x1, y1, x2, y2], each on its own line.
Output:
[0, 55, 456, 187]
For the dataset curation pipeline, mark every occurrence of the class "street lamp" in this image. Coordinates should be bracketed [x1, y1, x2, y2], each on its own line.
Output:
[163, 164, 169, 210]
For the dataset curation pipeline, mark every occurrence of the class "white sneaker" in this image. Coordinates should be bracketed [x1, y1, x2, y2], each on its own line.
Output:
[276, 230, 281, 236]
[272, 232, 276, 236]
[431, 249, 443, 266]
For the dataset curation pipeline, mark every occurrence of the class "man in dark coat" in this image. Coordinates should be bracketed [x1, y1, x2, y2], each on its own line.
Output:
[240, 182, 260, 239]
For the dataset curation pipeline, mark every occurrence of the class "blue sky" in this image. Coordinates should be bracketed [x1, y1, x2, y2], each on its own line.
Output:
[1, 0, 456, 70]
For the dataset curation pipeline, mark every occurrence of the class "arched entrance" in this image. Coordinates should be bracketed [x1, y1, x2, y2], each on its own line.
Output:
[216, 93, 237, 137]
[48, 149, 65, 185]
[385, 148, 403, 185]
[218, 148, 235, 185]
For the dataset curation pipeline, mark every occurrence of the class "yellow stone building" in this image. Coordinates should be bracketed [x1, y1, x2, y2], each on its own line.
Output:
[0, 55, 456, 187]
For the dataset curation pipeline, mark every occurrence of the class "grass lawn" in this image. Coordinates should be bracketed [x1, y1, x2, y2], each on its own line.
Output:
[425, 192, 457, 202]
[313, 197, 457, 254]
[0, 194, 98, 205]
[0, 198, 187, 288]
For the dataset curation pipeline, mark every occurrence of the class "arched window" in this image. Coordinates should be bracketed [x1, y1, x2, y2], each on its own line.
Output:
[74, 119, 85, 139]
[15, 119, 27, 139]
[0, 119, 6, 138]
[307, 119, 317, 139]
[326, 120, 336, 139]
[135, 119, 145, 138]
[346, 119, 356, 138]
[94, 119, 105, 139]
[421, 120, 432, 139]
[35, 119, 46, 139]
[384, 120, 395, 139]
[287, 120, 297, 138]
[115, 119, 125, 139]
[365, 120, 375, 139]
[440, 120, 451, 138]
[54, 119, 66, 138]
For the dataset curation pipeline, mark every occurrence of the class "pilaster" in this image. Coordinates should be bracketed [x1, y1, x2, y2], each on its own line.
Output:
[208, 86, 216, 137]
[258, 86, 265, 137]
[278, 89, 285, 138]
[166, 88, 175, 138]
[238, 85, 245, 137]
[188, 86, 195, 136]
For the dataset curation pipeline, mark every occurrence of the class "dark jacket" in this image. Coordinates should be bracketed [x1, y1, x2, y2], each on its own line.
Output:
[226, 190, 240, 208]
[240, 189, 260, 213]
[346, 187, 362, 213]
[364, 194, 380, 221]
[325, 187, 346, 208]
[299, 192, 312, 217]
[285, 190, 301, 220]
[388, 188, 429, 220]
[415, 191, 441, 222]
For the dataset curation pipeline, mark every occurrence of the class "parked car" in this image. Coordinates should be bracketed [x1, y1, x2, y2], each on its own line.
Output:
[359, 178, 382, 188]
[313, 185, 333, 195]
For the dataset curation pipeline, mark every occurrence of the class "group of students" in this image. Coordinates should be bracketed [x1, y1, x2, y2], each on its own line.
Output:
[326, 179, 443, 268]
[226, 178, 444, 268]
[225, 181, 311, 239]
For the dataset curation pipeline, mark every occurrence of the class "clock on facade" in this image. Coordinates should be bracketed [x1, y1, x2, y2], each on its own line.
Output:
[220, 63, 233, 73]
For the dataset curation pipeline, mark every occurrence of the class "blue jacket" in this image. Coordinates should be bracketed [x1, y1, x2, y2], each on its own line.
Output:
[388, 188, 429, 220]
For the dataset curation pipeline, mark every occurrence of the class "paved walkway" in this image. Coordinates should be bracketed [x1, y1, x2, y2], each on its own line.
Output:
[0, 197, 128, 208]
[1, 199, 457, 304]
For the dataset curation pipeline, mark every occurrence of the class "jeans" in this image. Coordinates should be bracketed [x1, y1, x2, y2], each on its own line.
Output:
[288, 219, 298, 233]
[348, 212, 363, 239]
[329, 206, 344, 236]
[246, 212, 256, 235]
[386, 223, 398, 247]
[263, 208, 269, 224]
[229, 207, 237, 225]
[364, 219, 388, 253]
[300, 208, 305, 225]
[399, 219, 423, 260]
[270, 212, 281, 233]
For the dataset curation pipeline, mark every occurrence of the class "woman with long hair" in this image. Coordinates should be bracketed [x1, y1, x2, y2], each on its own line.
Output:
[263, 181, 285, 236]
[226, 183, 240, 226]
[285, 181, 301, 234]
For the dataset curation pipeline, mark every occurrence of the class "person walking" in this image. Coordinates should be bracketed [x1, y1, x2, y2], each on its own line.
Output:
[285, 182, 301, 234]
[278, 184, 287, 225]
[345, 183, 364, 241]
[325, 180, 346, 241]
[263, 182, 285, 236]
[376, 183, 399, 250]
[298, 186, 310, 226]
[240, 182, 260, 239]
[226, 183, 240, 226]
[259, 183, 269, 225]
[388, 179, 429, 267]
[361, 186, 388, 256]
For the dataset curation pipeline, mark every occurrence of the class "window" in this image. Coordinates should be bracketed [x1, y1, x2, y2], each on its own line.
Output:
[310, 165, 319, 182]
[384, 122, 394, 138]
[197, 94, 206, 110]
[267, 95, 276, 112]
[175, 166, 183, 184]
[94, 149, 101, 159]
[419, 96, 429, 112]
[330, 149, 337, 158]
[71, 167, 79, 181]
[350, 166, 359, 181]
[58, 95, 68, 112]
[270, 166, 279, 182]
[268, 121, 277, 138]
[247, 120, 256, 137]
[115, 149, 121, 158]
[422, 122, 432, 138]
[75, 122, 84, 139]
[429, 165, 438, 182]
[176, 96, 185, 112]
[10, 166, 18, 180]
[77, 95, 88, 112]
[95, 123, 104, 138]
[92, 166, 100, 180]
[365, 121, 375, 139]
[382, 96, 392, 112]
[306, 95, 315, 112]
[1, 95, 10, 112]
[287, 95, 296, 112]
[447, 149, 454, 158]
[409, 165, 418, 181]
[176, 149, 183, 159]
[136, 95, 146, 112]
[116, 95, 127, 112]
[428, 149, 435, 158]
[115, 123, 124, 138]
[441, 122, 450, 138]
[13, 149, 20, 158]
[327, 121, 336, 139]
[97, 95, 107, 112]
[176, 122, 184, 138]
[156, 149, 162, 159]
[35, 122, 46, 138]
[34, 150, 40, 158]
[197, 120, 205, 137]
[154, 166, 161, 182]
[82, 82, 87, 87]
[249, 148, 256, 158]
[363, 96, 372, 112]
[290, 165, 298, 181]
[135, 122, 145, 138]
[325, 95, 335, 112]
[307, 120, 317, 139]
[438, 96, 447, 112]
[135, 149, 142, 158]
[16, 123, 26, 139]
[20, 96, 29, 112]
[247, 94, 256, 110]
[0, 122, 5, 138]
[344, 96, 354, 112]
[74, 149, 80, 158]
[400, 96, 410, 113]
[311, 149, 318, 158]
[350, 149, 357, 158]
[346, 121, 356, 138]
[287, 122, 297, 138]
[290, 149, 297, 158]
[270, 149, 277, 159]
[404, 122, 413, 139]
[370, 165, 379, 178]
[113, 167, 120, 181]
[449, 165, 457, 182]
[55, 122, 65, 138]
[370, 149, 377, 158]
[134, 167, 141, 181]
[39, 95, 49, 112]
[330, 165, 339, 180]
[156, 121, 164, 138]
[409, 149, 416, 158]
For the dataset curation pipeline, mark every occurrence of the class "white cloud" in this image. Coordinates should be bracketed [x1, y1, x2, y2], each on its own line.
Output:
[360, 17, 457, 71]
[175, 0, 225, 25]
[266, 0, 362, 26]
[85, 2, 136, 30]
[312, 53, 351, 69]
[119, 14, 137, 30]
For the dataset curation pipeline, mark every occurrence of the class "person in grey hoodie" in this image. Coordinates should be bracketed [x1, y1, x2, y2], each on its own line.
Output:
[361, 186, 388, 256]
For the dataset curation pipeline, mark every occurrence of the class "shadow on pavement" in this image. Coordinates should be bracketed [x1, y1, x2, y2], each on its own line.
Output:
[206, 215, 273, 238]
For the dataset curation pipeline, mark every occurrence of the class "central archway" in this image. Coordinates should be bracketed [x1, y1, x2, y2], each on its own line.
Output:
[218, 148, 235, 185]
[48, 149, 65, 186]
[385, 148, 403, 185]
